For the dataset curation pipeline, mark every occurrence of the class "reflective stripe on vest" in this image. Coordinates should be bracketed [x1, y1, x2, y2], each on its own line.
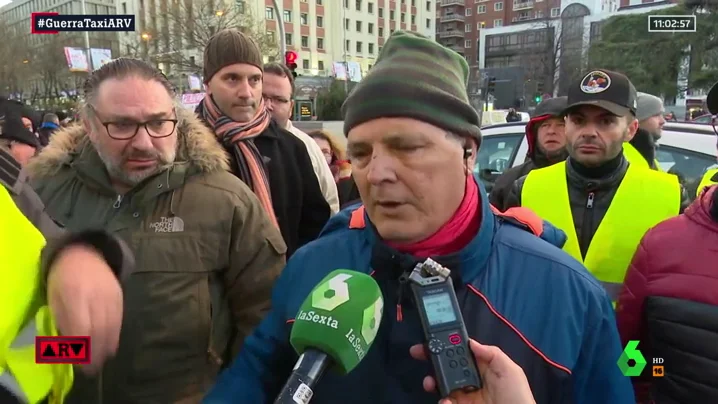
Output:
[521, 162, 680, 301]
[696, 168, 718, 197]
[0, 187, 73, 403]
[623, 143, 649, 169]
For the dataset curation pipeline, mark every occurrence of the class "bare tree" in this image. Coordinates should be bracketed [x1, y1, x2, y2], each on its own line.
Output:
[28, 35, 87, 104]
[146, 0, 278, 74]
[0, 21, 32, 98]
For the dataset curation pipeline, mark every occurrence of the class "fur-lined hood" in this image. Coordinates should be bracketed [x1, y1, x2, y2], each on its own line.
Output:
[27, 107, 229, 179]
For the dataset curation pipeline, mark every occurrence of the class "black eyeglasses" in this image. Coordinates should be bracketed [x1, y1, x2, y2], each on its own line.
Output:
[89, 105, 178, 140]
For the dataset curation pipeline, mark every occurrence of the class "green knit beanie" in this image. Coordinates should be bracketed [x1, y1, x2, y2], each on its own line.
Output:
[342, 30, 481, 143]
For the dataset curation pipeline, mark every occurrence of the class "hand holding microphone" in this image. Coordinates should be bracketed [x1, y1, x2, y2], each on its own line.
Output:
[274, 270, 384, 404]
[410, 339, 536, 404]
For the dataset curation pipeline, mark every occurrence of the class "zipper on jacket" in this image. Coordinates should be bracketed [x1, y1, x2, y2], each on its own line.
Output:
[396, 273, 409, 322]
[113, 194, 123, 209]
[586, 192, 595, 208]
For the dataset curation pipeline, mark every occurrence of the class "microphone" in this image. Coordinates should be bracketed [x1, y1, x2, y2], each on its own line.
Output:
[274, 270, 384, 404]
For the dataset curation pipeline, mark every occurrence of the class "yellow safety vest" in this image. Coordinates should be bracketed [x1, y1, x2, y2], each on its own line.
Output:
[696, 168, 718, 197]
[521, 162, 680, 302]
[0, 187, 73, 403]
[623, 143, 664, 172]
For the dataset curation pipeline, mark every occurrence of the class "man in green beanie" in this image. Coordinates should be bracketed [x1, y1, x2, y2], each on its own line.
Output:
[204, 31, 634, 404]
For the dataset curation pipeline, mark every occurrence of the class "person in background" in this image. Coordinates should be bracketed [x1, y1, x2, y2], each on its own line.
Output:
[38, 112, 61, 147]
[696, 81, 718, 197]
[28, 58, 286, 403]
[307, 129, 352, 182]
[204, 31, 633, 404]
[505, 69, 687, 304]
[490, 97, 568, 211]
[626, 92, 665, 170]
[199, 29, 330, 257]
[664, 111, 677, 121]
[0, 109, 39, 166]
[505, 107, 522, 122]
[262, 62, 340, 214]
[615, 79, 718, 404]
[2, 104, 131, 404]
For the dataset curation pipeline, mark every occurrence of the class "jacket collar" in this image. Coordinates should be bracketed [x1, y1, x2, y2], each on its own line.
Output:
[26, 107, 230, 197]
[565, 155, 628, 191]
[363, 175, 494, 283]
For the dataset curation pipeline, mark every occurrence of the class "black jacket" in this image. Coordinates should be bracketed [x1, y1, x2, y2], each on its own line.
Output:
[629, 128, 658, 170]
[223, 120, 330, 257]
[337, 176, 361, 209]
[505, 155, 690, 258]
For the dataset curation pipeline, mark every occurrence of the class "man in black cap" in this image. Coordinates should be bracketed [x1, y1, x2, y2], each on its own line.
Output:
[0, 109, 39, 166]
[490, 96, 568, 210]
[506, 69, 687, 305]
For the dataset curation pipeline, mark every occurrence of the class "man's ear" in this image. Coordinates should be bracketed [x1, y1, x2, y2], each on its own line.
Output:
[624, 117, 639, 142]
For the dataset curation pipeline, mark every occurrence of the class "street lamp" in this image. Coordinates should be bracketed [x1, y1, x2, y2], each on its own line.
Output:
[22, 59, 29, 64]
[141, 32, 151, 41]
[215, 10, 224, 17]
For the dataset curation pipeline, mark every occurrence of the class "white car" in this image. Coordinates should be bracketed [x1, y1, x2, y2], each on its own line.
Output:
[474, 121, 718, 197]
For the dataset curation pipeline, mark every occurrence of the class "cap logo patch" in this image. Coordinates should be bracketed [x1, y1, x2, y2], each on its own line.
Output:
[580, 71, 611, 94]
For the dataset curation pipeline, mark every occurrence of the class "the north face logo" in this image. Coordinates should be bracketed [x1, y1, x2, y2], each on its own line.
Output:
[149, 216, 185, 233]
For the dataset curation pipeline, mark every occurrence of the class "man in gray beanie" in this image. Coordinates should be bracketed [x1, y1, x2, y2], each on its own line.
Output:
[627, 92, 665, 170]
[204, 30, 634, 404]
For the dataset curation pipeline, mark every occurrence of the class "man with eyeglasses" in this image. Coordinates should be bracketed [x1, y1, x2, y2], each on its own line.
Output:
[26, 58, 287, 403]
[263, 62, 340, 214]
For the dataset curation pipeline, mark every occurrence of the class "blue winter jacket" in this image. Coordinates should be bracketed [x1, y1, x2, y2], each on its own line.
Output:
[203, 180, 635, 404]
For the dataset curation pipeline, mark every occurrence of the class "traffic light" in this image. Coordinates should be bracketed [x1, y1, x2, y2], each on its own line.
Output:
[534, 93, 542, 103]
[536, 81, 544, 95]
[285, 51, 298, 78]
[487, 77, 496, 93]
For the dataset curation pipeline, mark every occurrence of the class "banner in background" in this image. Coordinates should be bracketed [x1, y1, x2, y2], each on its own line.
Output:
[90, 48, 112, 71]
[181, 93, 205, 110]
[187, 75, 203, 91]
[64, 47, 89, 72]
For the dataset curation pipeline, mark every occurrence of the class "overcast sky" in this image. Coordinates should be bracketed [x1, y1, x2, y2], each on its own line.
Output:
[0, 0, 11, 7]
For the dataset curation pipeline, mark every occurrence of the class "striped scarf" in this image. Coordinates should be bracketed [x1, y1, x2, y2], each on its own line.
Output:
[199, 95, 278, 228]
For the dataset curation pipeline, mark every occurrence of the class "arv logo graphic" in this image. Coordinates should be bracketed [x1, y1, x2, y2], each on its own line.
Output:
[618, 340, 647, 377]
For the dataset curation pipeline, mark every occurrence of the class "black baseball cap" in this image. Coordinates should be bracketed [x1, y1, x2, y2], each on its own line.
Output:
[565, 69, 637, 117]
[0, 109, 40, 148]
[707, 80, 718, 115]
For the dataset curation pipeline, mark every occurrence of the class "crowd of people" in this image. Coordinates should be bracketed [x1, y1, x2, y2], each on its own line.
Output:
[1, 28, 718, 404]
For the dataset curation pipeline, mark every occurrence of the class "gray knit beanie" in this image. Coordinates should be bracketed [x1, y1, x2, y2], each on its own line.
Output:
[636, 93, 664, 121]
[203, 28, 263, 83]
[341, 30, 481, 144]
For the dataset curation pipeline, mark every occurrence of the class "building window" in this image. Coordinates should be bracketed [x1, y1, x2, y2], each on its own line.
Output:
[283, 10, 292, 23]
[477, 5, 486, 13]
[465, 24, 471, 32]
[285, 33, 293, 45]
[345, 18, 350, 29]
[317, 16, 324, 27]
[493, 18, 503, 27]
[401, 13, 405, 23]
[477, 21, 485, 29]
[465, 8, 472, 15]
[494, 2, 503, 11]
[317, 38, 324, 49]
[265, 7, 273, 19]
[368, 2, 374, 13]
[344, 0, 349, 7]
[379, 7, 384, 17]
[356, 0, 362, 11]
[356, 21, 362, 31]
[426, 18, 430, 28]
[236, 1, 245, 13]
[379, 27, 384, 36]
[465, 40, 471, 48]
[551, 7, 560, 17]
[317, 0, 322, 4]
[369, 43, 375, 53]
[346, 39, 350, 51]
[390, 9, 395, 19]
[411, 15, 416, 25]
[378, 46, 383, 53]
[356, 41, 363, 52]
[318, 60, 324, 70]
[426, 1, 430, 11]
[300, 13, 308, 25]
[368, 22, 374, 33]
[301, 35, 309, 47]
[303, 59, 309, 69]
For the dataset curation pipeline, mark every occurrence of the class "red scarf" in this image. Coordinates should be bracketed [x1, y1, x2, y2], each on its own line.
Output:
[387, 175, 480, 258]
[199, 95, 278, 228]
